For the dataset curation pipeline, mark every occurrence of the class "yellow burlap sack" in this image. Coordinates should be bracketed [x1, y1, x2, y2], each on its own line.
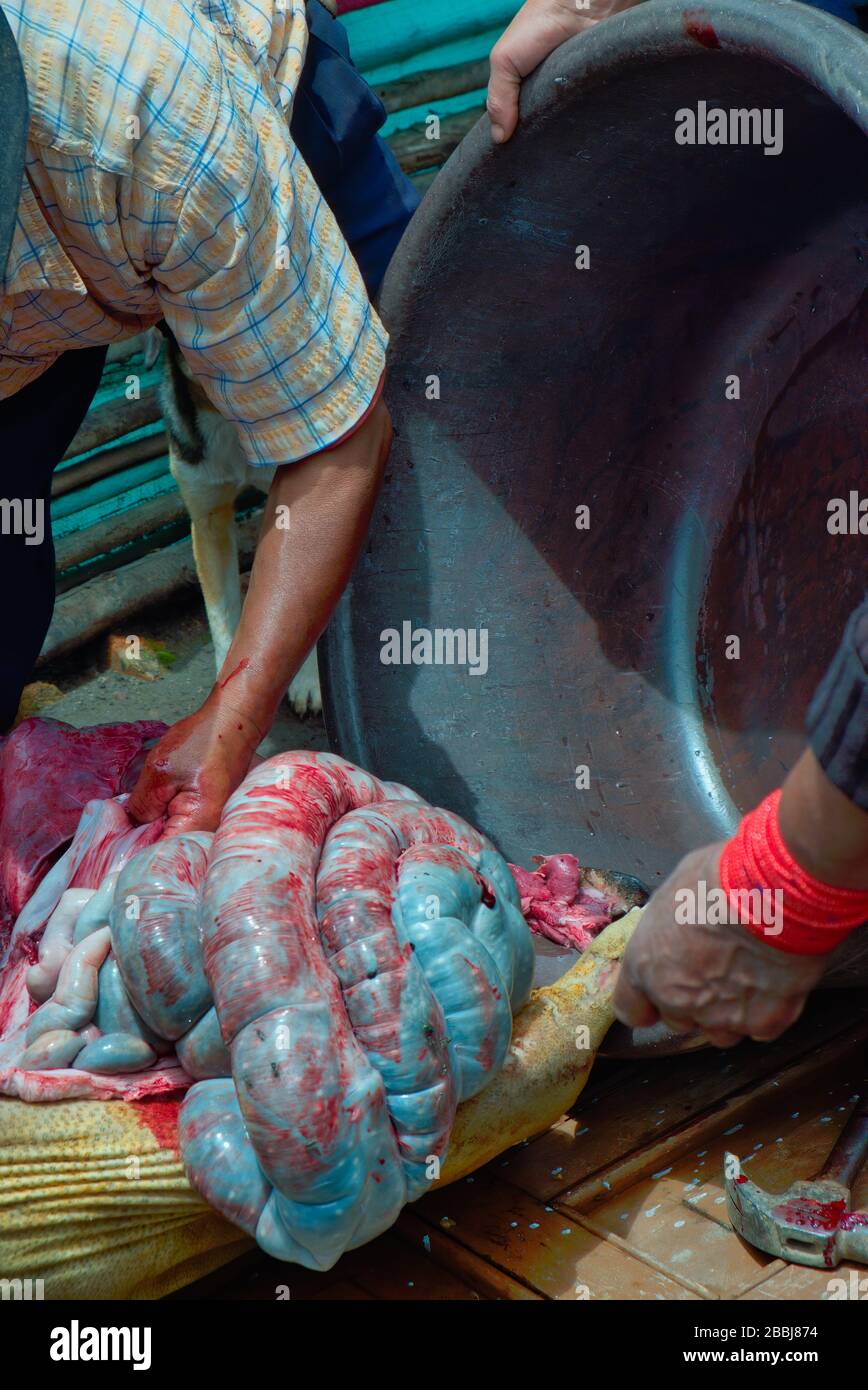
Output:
[0, 912, 638, 1299]
[0, 1096, 250, 1299]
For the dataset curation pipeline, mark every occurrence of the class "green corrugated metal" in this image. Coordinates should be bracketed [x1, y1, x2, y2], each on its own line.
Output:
[54, 357, 164, 476]
[366, 22, 505, 88]
[54, 462, 175, 533]
[349, 1, 516, 138]
[382, 87, 489, 136]
[341, 0, 516, 70]
[60, 2, 520, 563]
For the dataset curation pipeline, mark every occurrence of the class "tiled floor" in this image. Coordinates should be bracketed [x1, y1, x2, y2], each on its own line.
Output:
[176, 992, 868, 1301]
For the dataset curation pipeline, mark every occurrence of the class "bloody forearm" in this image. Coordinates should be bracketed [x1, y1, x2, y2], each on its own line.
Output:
[211, 397, 392, 737]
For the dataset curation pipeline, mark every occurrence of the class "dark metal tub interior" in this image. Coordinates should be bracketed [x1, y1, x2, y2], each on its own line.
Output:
[323, 0, 868, 897]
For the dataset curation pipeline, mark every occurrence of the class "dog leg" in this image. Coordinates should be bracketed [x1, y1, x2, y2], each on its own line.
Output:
[190, 489, 322, 717]
[288, 646, 322, 719]
[191, 496, 241, 673]
[175, 472, 243, 674]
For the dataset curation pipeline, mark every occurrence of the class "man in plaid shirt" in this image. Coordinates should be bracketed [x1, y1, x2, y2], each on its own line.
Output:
[0, 0, 417, 831]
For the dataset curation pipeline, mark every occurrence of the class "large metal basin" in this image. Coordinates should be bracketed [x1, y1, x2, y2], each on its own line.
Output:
[323, 0, 868, 891]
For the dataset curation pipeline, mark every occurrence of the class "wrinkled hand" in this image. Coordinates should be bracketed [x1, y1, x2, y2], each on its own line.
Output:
[487, 0, 640, 143]
[126, 694, 261, 836]
[613, 843, 827, 1047]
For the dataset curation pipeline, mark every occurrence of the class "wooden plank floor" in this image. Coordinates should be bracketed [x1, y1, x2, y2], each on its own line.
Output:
[174, 991, 868, 1302]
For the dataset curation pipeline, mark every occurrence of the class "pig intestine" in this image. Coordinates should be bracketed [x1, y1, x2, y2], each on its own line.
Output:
[18, 751, 534, 1269]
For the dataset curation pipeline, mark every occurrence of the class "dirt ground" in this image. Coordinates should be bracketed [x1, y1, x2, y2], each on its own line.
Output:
[34, 587, 329, 758]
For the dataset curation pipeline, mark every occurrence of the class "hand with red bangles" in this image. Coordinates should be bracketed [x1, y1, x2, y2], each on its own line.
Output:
[126, 691, 262, 836]
[614, 747, 868, 1047]
[612, 842, 827, 1049]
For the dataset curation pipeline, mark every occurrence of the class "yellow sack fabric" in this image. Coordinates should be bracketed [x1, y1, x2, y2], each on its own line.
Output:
[0, 1096, 250, 1299]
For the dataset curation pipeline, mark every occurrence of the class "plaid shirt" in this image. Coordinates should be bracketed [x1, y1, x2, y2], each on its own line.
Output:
[0, 0, 387, 467]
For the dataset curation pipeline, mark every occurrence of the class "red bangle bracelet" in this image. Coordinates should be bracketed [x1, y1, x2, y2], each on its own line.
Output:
[719, 790, 868, 956]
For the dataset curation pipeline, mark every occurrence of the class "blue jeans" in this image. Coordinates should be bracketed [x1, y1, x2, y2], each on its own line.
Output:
[293, 1, 421, 294]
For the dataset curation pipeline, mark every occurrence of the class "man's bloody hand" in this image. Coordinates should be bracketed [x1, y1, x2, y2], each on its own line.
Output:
[613, 843, 826, 1047]
[126, 694, 261, 835]
[127, 396, 392, 837]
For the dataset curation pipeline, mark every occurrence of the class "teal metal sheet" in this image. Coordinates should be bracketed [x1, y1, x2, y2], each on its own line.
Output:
[341, 0, 517, 69]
